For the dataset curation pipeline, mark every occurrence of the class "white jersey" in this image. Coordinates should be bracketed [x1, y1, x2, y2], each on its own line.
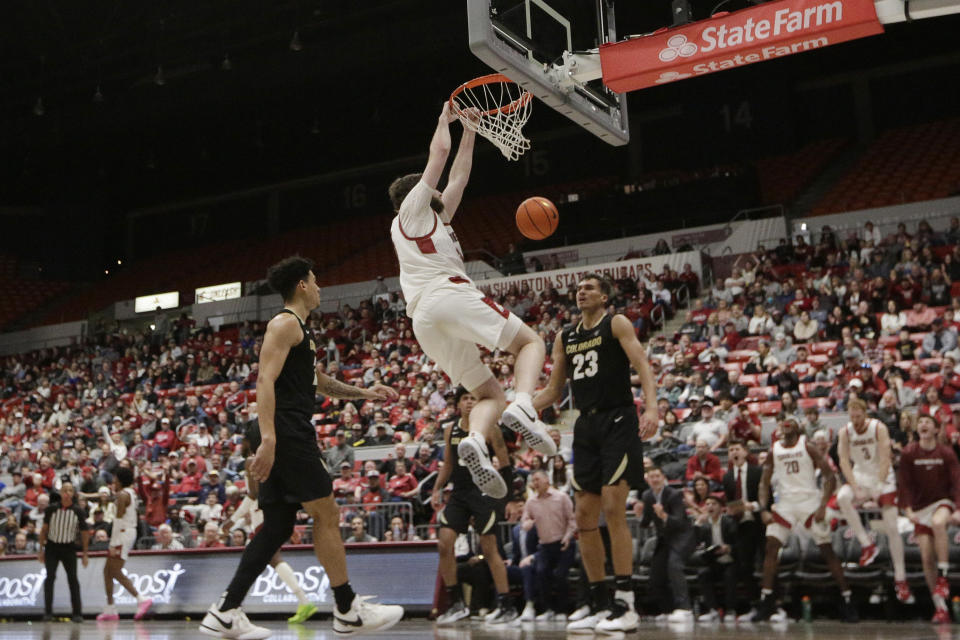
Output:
[845, 419, 896, 486]
[772, 435, 819, 502]
[390, 180, 468, 316]
[112, 487, 138, 537]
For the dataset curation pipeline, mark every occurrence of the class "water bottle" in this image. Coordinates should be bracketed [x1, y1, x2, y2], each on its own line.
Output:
[951, 596, 960, 622]
[801, 595, 812, 622]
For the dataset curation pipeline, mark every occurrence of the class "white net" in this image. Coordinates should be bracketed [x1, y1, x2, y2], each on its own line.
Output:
[450, 75, 532, 161]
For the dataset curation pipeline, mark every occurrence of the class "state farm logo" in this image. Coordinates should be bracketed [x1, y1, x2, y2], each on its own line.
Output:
[658, 35, 697, 62]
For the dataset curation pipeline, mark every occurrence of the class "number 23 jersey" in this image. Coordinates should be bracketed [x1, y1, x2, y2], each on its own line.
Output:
[561, 314, 633, 413]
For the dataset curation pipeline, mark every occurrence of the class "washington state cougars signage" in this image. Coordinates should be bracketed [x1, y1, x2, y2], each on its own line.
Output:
[476, 251, 703, 298]
[599, 0, 884, 92]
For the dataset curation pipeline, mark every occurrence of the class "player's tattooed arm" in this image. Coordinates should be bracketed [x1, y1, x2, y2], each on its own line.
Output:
[316, 373, 398, 401]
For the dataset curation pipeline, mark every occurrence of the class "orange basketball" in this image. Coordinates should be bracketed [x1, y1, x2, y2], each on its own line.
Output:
[516, 197, 559, 240]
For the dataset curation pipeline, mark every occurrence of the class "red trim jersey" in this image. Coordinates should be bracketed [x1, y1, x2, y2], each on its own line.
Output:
[390, 180, 468, 316]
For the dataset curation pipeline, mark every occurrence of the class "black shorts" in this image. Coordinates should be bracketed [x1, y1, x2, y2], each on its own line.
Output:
[259, 418, 333, 506]
[572, 405, 645, 495]
[440, 489, 501, 535]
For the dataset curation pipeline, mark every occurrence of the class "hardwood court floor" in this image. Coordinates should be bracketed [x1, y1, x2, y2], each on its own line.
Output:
[1, 618, 957, 639]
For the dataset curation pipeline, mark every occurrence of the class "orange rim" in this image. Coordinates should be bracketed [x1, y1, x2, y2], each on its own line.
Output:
[449, 73, 532, 117]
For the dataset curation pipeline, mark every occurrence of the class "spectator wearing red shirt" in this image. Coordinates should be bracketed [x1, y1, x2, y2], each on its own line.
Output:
[357, 471, 389, 511]
[685, 439, 724, 487]
[138, 466, 171, 528]
[179, 443, 207, 475]
[153, 418, 177, 460]
[931, 357, 960, 403]
[197, 521, 226, 549]
[37, 456, 56, 490]
[904, 364, 926, 392]
[920, 386, 954, 432]
[789, 346, 819, 382]
[722, 322, 742, 351]
[333, 462, 361, 504]
[386, 460, 419, 502]
[173, 460, 203, 499]
[727, 405, 762, 444]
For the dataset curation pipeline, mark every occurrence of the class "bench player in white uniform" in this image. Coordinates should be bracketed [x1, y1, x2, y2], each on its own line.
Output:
[388, 103, 555, 499]
[753, 417, 857, 622]
[97, 466, 153, 621]
[835, 398, 911, 603]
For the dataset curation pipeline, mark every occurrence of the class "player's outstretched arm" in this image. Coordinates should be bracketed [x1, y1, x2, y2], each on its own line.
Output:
[422, 103, 457, 190]
[611, 314, 658, 438]
[440, 111, 479, 223]
[316, 373, 399, 402]
[533, 335, 568, 412]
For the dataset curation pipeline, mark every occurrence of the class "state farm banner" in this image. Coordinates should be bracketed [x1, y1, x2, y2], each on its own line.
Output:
[476, 251, 702, 298]
[0, 543, 437, 616]
[600, 0, 883, 92]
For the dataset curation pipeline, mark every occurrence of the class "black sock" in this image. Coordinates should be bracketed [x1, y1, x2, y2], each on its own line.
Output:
[614, 575, 632, 594]
[333, 582, 357, 614]
[498, 593, 512, 610]
[590, 581, 611, 611]
[446, 584, 463, 604]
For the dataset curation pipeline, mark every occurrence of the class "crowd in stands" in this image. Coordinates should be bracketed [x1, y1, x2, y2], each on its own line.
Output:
[4, 216, 960, 619]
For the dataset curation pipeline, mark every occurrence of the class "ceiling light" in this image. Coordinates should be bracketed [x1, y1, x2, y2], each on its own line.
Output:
[289, 30, 302, 51]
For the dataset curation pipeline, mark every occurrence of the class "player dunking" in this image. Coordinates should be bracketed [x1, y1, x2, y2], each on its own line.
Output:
[433, 387, 517, 625]
[96, 467, 153, 621]
[200, 256, 403, 639]
[388, 103, 555, 500]
[533, 274, 658, 633]
[835, 399, 911, 603]
[219, 422, 317, 624]
[754, 417, 857, 622]
[898, 414, 960, 623]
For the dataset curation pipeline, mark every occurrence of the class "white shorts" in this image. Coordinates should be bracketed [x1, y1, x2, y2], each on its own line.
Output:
[846, 470, 898, 506]
[913, 499, 955, 537]
[109, 529, 137, 561]
[412, 279, 523, 390]
[768, 495, 831, 546]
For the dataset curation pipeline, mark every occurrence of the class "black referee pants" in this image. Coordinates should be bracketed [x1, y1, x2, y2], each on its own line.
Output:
[44, 542, 82, 616]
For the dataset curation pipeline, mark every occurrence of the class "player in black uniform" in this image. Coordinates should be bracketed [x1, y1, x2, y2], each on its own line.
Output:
[534, 273, 658, 634]
[200, 256, 404, 640]
[433, 387, 516, 625]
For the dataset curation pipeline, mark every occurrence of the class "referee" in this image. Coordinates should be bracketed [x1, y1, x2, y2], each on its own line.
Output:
[38, 481, 90, 623]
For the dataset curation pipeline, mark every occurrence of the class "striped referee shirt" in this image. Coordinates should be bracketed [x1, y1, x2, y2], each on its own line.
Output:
[44, 504, 88, 545]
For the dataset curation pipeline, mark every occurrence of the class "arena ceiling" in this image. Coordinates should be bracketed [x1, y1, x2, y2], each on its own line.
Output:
[0, 1, 957, 214]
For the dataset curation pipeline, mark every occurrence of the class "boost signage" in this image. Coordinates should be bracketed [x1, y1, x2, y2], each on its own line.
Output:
[0, 544, 437, 616]
[599, 0, 884, 92]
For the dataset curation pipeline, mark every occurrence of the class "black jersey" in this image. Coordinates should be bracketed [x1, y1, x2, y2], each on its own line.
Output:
[444, 418, 477, 494]
[561, 314, 633, 412]
[274, 308, 317, 425]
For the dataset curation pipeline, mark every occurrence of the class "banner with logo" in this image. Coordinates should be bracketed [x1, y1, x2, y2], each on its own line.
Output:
[476, 251, 702, 298]
[600, 0, 883, 91]
[0, 544, 437, 616]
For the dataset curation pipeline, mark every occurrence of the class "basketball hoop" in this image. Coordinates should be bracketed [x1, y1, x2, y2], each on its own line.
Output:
[449, 73, 532, 161]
